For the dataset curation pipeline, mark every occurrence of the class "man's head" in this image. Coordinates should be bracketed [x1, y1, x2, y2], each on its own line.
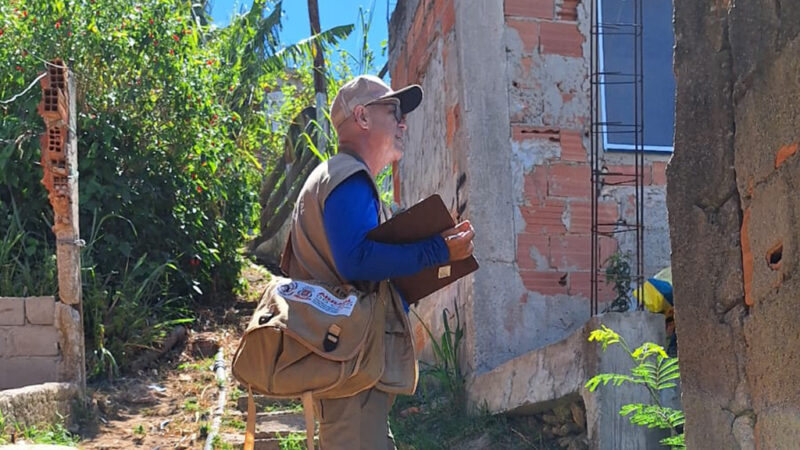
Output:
[331, 75, 423, 174]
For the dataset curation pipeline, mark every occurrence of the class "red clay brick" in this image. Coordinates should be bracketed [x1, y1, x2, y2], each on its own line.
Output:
[523, 167, 549, 203]
[520, 198, 567, 233]
[556, 0, 579, 21]
[652, 161, 668, 185]
[539, 21, 583, 57]
[520, 270, 569, 295]
[550, 234, 591, 270]
[599, 235, 618, 265]
[560, 130, 586, 162]
[513, 125, 560, 142]
[507, 19, 539, 53]
[517, 233, 550, 270]
[505, 0, 554, 19]
[548, 163, 591, 198]
[560, 199, 620, 233]
[569, 271, 617, 301]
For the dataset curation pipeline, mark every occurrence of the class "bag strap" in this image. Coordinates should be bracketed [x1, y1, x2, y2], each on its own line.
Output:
[302, 391, 316, 450]
[244, 386, 256, 450]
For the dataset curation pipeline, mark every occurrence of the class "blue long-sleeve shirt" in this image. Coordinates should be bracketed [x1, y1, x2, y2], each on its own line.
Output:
[323, 172, 450, 287]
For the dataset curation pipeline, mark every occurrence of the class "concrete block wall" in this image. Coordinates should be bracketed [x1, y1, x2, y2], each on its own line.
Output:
[0, 296, 80, 390]
[389, 0, 672, 377]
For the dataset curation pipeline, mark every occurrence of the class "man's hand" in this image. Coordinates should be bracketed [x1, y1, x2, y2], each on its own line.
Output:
[441, 220, 475, 262]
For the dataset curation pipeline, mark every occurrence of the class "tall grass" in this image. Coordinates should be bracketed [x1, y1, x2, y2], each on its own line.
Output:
[0, 201, 57, 297]
[81, 212, 193, 380]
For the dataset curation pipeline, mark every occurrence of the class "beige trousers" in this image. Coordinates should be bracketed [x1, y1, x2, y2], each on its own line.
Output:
[315, 388, 396, 450]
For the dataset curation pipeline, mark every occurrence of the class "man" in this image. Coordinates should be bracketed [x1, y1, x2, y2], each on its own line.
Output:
[282, 74, 475, 449]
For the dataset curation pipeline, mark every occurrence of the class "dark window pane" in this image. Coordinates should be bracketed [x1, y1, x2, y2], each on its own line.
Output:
[601, 0, 675, 150]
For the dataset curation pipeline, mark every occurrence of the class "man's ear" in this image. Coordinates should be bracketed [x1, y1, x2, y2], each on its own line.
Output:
[352, 105, 370, 130]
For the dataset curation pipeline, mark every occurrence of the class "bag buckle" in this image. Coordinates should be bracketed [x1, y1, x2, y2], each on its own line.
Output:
[323, 324, 342, 352]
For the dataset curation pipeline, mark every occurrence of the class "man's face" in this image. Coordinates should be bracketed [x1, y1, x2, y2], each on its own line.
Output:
[366, 99, 407, 164]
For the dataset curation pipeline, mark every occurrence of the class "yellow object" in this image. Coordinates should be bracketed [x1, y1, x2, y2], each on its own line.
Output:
[634, 281, 669, 314]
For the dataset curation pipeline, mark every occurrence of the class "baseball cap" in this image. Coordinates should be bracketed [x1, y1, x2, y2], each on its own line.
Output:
[330, 75, 423, 131]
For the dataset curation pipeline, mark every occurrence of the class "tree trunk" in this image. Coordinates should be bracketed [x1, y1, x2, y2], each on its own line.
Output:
[307, 0, 329, 153]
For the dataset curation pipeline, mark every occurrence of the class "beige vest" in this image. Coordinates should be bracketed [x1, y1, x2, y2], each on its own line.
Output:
[281, 152, 418, 394]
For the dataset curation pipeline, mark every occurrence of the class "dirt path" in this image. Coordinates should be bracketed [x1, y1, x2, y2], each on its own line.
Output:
[77, 265, 270, 449]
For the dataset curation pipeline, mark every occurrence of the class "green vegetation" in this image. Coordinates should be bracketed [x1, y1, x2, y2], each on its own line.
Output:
[586, 326, 684, 449]
[277, 432, 306, 450]
[0, 412, 79, 446]
[0, 0, 353, 378]
[604, 251, 633, 312]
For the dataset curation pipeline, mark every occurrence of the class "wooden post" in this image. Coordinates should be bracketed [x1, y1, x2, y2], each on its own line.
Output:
[37, 59, 86, 394]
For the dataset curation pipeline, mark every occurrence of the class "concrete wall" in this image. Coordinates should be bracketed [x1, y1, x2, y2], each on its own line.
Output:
[669, 0, 800, 447]
[0, 296, 82, 390]
[389, 0, 672, 377]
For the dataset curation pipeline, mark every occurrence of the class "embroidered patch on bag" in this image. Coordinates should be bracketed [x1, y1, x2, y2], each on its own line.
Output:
[277, 281, 357, 317]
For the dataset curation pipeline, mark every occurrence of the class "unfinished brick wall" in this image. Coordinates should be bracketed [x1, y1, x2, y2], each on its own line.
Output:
[0, 297, 80, 390]
[389, 0, 671, 376]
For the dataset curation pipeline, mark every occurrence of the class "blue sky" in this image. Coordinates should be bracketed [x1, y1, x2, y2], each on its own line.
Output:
[209, 0, 392, 74]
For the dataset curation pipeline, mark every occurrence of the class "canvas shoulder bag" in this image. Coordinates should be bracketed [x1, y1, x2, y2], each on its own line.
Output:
[231, 269, 386, 449]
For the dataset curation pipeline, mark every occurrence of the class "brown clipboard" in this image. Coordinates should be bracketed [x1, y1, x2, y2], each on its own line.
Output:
[366, 194, 479, 303]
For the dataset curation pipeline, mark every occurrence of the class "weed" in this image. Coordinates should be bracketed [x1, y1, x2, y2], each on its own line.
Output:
[198, 422, 210, 438]
[132, 424, 146, 437]
[221, 415, 245, 431]
[411, 301, 465, 410]
[0, 412, 78, 446]
[183, 397, 200, 412]
[212, 434, 234, 449]
[276, 432, 306, 450]
[604, 252, 633, 312]
[586, 326, 684, 448]
[178, 358, 215, 372]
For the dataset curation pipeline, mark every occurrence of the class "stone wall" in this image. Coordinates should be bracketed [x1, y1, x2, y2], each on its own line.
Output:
[669, 0, 800, 447]
[389, 0, 672, 377]
[0, 296, 82, 390]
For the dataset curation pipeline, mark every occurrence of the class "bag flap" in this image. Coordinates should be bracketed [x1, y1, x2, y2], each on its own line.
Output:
[246, 277, 376, 361]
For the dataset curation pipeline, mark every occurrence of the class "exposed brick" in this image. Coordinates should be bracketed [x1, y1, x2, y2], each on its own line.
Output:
[446, 104, 460, 149]
[550, 234, 591, 270]
[520, 198, 567, 233]
[520, 270, 569, 295]
[0, 356, 60, 389]
[561, 199, 619, 233]
[775, 141, 798, 168]
[599, 235, 619, 265]
[548, 163, 591, 198]
[439, 0, 456, 36]
[25, 296, 55, 325]
[507, 19, 539, 53]
[523, 167, 548, 203]
[505, 0, 554, 19]
[652, 160, 668, 185]
[512, 125, 560, 142]
[569, 271, 616, 301]
[0, 298, 24, 325]
[556, 0, 579, 21]
[560, 130, 586, 162]
[517, 233, 550, 270]
[539, 21, 583, 57]
[8, 326, 59, 356]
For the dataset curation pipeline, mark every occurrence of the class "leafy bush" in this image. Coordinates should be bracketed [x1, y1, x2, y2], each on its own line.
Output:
[586, 326, 685, 449]
[0, 0, 350, 375]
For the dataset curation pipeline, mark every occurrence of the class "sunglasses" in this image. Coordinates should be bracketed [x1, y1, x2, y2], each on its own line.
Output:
[366, 99, 404, 123]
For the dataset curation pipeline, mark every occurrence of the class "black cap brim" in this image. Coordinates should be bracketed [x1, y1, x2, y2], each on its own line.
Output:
[379, 84, 423, 115]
